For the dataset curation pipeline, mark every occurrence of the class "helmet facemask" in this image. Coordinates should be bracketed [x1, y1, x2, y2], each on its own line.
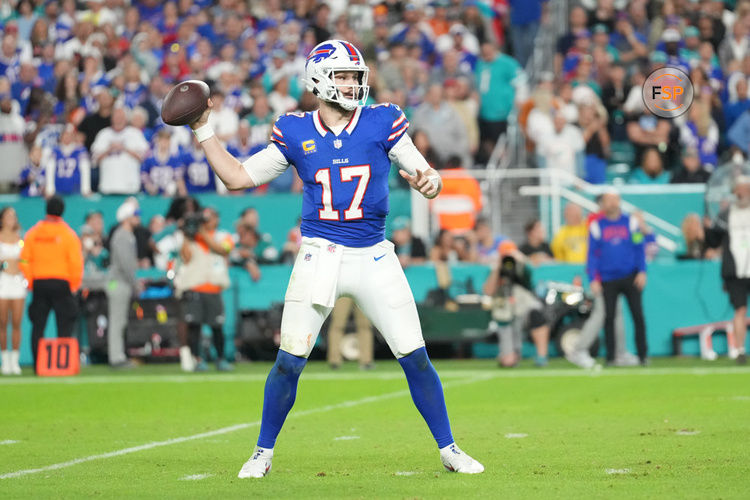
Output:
[311, 67, 369, 111]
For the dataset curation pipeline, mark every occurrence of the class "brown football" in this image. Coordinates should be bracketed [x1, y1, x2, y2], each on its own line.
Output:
[161, 80, 210, 126]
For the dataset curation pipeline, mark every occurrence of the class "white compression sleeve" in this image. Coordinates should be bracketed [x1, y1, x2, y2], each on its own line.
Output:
[387, 133, 431, 176]
[242, 144, 291, 186]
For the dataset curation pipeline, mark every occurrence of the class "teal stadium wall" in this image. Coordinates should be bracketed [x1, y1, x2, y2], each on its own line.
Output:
[2, 193, 734, 364]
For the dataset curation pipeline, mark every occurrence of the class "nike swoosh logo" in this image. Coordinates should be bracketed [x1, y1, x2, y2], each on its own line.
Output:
[374, 254, 386, 261]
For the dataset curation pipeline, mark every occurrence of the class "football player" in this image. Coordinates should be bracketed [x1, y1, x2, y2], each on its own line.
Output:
[188, 40, 484, 477]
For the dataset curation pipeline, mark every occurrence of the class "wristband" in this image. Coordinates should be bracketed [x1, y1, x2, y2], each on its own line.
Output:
[192, 123, 215, 143]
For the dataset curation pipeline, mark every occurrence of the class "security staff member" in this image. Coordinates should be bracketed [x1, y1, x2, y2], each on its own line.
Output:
[20, 196, 84, 369]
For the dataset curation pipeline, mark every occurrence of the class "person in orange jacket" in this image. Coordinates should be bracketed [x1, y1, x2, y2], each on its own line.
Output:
[19, 196, 84, 370]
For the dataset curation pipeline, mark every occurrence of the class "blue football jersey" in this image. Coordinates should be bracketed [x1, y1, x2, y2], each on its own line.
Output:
[270, 104, 409, 247]
[181, 148, 217, 193]
[141, 151, 185, 194]
[51, 146, 89, 195]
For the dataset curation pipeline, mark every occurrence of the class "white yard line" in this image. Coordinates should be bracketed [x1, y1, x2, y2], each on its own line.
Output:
[0, 374, 494, 480]
[2, 365, 750, 386]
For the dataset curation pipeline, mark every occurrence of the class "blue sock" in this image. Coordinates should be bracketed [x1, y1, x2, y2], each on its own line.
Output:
[398, 347, 454, 448]
[256, 350, 307, 449]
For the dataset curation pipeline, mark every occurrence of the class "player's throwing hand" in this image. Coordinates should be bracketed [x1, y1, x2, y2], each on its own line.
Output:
[190, 99, 214, 130]
[400, 169, 441, 199]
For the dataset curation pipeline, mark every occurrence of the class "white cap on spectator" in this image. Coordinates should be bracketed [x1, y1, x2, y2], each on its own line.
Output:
[571, 85, 598, 106]
[116, 200, 140, 223]
[662, 28, 681, 42]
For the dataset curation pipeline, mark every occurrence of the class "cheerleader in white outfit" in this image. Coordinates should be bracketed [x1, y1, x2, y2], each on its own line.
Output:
[0, 207, 27, 375]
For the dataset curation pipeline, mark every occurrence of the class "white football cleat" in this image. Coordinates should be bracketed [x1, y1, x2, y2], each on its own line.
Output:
[238, 446, 273, 478]
[439, 443, 485, 474]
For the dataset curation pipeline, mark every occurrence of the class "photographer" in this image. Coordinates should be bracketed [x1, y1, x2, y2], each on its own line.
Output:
[483, 240, 550, 367]
[174, 207, 233, 371]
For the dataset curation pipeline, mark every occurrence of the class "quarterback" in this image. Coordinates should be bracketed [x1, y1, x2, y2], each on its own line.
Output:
[189, 40, 484, 477]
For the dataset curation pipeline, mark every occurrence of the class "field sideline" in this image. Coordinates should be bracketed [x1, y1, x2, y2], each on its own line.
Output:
[2, 358, 749, 499]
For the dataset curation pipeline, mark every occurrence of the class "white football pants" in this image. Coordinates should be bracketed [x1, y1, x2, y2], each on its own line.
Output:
[280, 237, 425, 359]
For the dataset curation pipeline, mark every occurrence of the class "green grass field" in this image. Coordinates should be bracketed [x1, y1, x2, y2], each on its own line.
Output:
[1, 358, 749, 499]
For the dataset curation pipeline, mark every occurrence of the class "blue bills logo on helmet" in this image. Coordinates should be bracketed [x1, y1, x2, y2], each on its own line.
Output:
[306, 44, 336, 65]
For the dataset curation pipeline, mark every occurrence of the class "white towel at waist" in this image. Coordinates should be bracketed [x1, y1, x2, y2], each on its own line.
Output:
[305, 237, 344, 308]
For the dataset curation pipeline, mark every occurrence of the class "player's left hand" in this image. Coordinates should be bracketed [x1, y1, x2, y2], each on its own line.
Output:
[400, 169, 440, 199]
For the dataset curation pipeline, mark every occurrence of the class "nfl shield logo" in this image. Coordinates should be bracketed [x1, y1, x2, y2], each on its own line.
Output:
[304, 253, 312, 261]
[333, 139, 342, 149]
[327, 244, 337, 253]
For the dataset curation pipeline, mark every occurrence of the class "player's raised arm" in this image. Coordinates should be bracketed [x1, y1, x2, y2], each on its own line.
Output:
[189, 101, 254, 190]
[190, 101, 291, 191]
[389, 133, 442, 199]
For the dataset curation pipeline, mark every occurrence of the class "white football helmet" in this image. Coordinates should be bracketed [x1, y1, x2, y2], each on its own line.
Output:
[304, 40, 369, 111]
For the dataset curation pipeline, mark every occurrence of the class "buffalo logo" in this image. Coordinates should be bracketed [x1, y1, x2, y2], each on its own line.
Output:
[307, 44, 336, 65]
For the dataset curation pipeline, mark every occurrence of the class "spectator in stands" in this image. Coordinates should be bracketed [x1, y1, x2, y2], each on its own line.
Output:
[551, 203, 588, 264]
[507, 0, 547, 69]
[80, 211, 109, 290]
[725, 77, 750, 129]
[411, 83, 470, 167]
[629, 147, 670, 184]
[475, 41, 524, 165]
[106, 199, 141, 369]
[77, 88, 113, 153]
[280, 218, 302, 265]
[207, 90, 240, 144]
[671, 147, 711, 184]
[555, 5, 589, 76]
[20, 196, 83, 373]
[17, 144, 45, 197]
[235, 207, 278, 264]
[91, 106, 149, 194]
[0, 80, 26, 188]
[679, 100, 719, 170]
[141, 129, 186, 197]
[181, 136, 225, 194]
[718, 16, 749, 70]
[473, 217, 505, 265]
[229, 223, 262, 282]
[227, 121, 262, 164]
[610, 10, 648, 66]
[175, 207, 234, 371]
[601, 62, 629, 139]
[579, 102, 610, 184]
[245, 94, 276, 149]
[431, 229, 471, 263]
[391, 216, 427, 268]
[587, 190, 648, 366]
[727, 108, 750, 156]
[520, 218, 553, 265]
[0, 207, 25, 375]
[45, 124, 91, 197]
[535, 110, 585, 182]
[706, 176, 750, 364]
[444, 78, 479, 159]
[484, 240, 550, 367]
